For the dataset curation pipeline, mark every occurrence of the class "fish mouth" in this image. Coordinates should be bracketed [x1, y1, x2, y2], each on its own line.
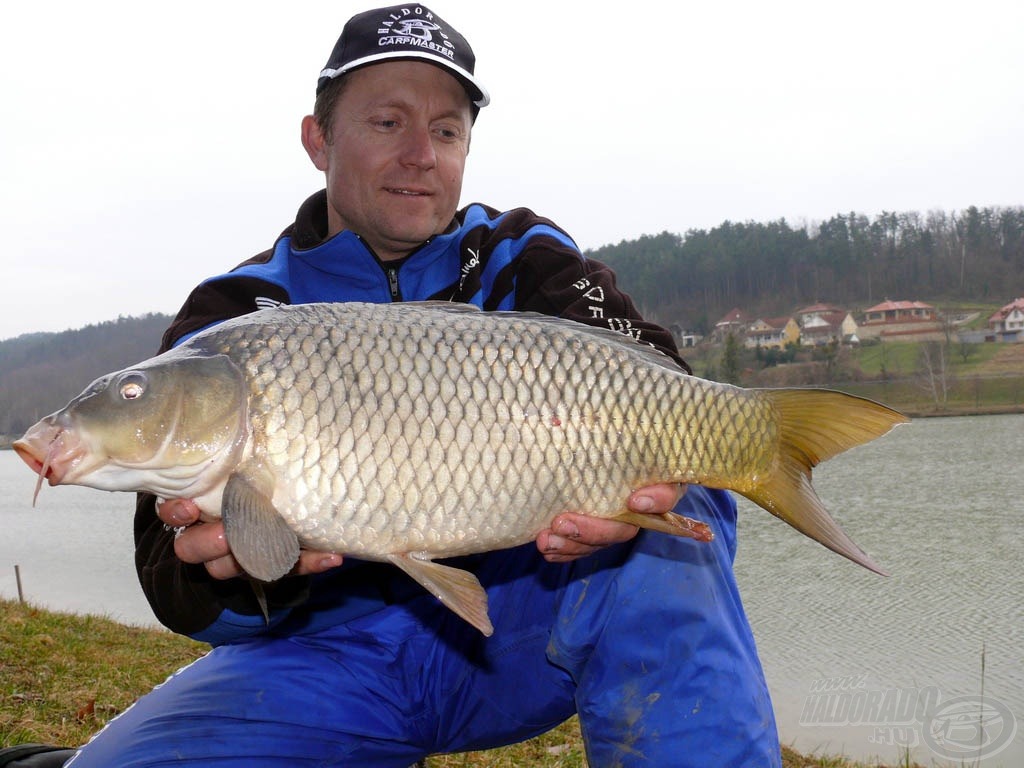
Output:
[13, 421, 88, 503]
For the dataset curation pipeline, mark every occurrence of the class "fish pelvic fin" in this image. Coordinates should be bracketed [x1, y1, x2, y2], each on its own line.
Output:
[387, 553, 494, 637]
[741, 389, 909, 576]
[222, 460, 300, 583]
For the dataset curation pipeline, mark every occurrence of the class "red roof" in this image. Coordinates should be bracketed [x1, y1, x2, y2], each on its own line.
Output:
[716, 308, 748, 325]
[864, 300, 934, 313]
[796, 303, 843, 315]
[988, 297, 1024, 323]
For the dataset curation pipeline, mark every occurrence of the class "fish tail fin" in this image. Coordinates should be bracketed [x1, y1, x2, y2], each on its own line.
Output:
[740, 389, 909, 575]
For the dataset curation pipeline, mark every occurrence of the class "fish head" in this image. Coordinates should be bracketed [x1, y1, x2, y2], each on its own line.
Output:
[13, 351, 249, 500]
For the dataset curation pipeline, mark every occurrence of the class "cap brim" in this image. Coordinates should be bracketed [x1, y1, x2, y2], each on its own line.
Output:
[319, 51, 489, 108]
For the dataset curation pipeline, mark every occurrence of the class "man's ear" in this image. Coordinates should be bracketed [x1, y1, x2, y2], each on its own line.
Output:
[301, 115, 329, 171]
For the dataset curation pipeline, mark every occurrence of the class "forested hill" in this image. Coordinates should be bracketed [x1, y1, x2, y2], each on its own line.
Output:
[587, 205, 1024, 332]
[3, 205, 1023, 438]
[0, 314, 172, 437]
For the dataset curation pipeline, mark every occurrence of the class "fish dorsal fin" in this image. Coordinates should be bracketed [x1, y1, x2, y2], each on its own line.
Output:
[408, 300, 482, 313]
[222, 460, 300, 583]
[408, 302, 687, 376]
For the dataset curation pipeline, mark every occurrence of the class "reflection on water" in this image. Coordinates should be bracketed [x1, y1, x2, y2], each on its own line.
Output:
[2, 414, 1021, 764]
[735, 413, 1023, 766]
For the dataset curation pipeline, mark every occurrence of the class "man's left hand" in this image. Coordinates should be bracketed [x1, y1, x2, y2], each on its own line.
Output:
[537, 483, 686, 563]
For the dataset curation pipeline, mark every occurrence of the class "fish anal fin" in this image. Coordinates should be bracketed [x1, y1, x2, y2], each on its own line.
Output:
[222, 462, 300, 583]
[609, 511, 715, 543]
[387, 553, 494, 637]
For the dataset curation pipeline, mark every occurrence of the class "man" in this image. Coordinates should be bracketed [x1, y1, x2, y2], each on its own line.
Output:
[65, 5, 780, 766]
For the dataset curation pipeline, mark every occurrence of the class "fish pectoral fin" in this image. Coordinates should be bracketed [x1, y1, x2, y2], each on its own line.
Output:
[609, 511, 715, 542]
[386, 553, 494, 637]
[222, 464, 300, 584]
[250, 580, 270, 624]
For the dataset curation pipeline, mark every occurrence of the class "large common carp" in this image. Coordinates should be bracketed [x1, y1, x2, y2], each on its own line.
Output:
[14, 301, 907, 635]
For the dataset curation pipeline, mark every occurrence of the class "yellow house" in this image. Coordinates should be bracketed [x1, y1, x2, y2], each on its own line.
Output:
[745, 316, 800, 349]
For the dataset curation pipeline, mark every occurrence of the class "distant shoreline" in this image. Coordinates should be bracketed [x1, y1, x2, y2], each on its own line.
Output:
[900, 404, 1024, 418]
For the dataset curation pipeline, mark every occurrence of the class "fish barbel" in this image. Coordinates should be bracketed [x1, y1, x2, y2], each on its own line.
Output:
[14, 301, 908, 635]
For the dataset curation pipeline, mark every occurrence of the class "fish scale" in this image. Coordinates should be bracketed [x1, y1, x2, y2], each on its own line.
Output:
[14, 301, 908, 635]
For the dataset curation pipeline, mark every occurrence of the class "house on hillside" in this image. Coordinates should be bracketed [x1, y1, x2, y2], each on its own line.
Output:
[858, 299, 944, 342]
[713, 308, 749, 342]
[745, 316, 799, 349]
[795, 303, 858, 346]
[668, 322, 704, 348]
[988, 298, 1024, 342]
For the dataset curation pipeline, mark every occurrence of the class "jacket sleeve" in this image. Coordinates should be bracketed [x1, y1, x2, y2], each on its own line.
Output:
[511, 235, 692, 373]
[134, 278, 307, 641]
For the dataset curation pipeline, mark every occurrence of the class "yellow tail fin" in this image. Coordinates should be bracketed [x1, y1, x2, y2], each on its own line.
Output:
[739, 389, 909, 575]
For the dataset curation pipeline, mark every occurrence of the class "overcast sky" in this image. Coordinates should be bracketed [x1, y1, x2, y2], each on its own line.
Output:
[2, 0, 1021, 340]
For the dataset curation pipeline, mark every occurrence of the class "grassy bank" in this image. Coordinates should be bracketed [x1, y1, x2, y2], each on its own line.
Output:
[0, 599, 924, 766]
[687, 338, 1024, 417]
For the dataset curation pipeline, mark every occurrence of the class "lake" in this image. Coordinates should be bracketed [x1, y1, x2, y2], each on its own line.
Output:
[733, 413, 1022, 766]
[2, 413, 1021, 765]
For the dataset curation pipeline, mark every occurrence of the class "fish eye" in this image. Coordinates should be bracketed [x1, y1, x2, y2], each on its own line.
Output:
[117, 372, 148, 401]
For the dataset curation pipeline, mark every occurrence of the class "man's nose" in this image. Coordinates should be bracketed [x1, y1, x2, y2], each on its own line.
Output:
[399, 125, 437, 169]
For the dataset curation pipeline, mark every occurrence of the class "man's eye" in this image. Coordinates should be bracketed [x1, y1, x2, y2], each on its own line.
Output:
[435, 126, 462, 141]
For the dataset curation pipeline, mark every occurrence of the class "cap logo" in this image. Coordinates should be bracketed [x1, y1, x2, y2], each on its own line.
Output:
[377, 7, 455, 61]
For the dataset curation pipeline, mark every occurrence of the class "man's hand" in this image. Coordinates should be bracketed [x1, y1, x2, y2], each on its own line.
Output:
[157, 499, 343, 580]
[536, 483, 687, 563]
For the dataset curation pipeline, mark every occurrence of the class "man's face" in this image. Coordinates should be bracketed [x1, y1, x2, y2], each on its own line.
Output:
[303, 60, 473, 261]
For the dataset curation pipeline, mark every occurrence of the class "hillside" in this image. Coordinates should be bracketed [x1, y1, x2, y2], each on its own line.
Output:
[0, 314, 173, 437]
[589, 205, 1024, 331]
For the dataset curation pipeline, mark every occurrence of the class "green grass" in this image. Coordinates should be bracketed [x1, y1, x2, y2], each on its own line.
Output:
[0, 599, 207, 747]
[0, 598, 925, 766]
[852, 340, 1004, 378]
[688, 338, 1024, 417]
[839, 375, 1024, 414]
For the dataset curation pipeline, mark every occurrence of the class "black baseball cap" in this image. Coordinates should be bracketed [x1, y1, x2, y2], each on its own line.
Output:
[317, 4, 490, 109]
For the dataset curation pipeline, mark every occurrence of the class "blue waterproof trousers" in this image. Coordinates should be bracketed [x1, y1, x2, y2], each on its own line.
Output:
[67, 487, 780, 767]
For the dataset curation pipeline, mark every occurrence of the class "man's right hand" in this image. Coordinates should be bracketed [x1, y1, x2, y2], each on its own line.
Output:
[157, 499, 344, 580]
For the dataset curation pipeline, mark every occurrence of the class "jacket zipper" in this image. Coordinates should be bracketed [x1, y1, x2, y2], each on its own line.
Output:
[386, 266, 402, 301]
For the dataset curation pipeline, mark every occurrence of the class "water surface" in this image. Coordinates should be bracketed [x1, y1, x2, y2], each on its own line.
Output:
[734, 413, 1022, 765]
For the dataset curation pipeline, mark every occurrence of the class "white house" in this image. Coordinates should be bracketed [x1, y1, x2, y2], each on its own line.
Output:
[988, 298, 1024, 342]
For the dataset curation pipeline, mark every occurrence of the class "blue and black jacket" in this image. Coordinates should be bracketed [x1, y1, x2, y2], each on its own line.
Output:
[134, 190, 690, 639]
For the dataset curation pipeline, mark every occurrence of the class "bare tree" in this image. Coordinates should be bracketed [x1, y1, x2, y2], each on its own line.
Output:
[918, 341, 950, 408]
